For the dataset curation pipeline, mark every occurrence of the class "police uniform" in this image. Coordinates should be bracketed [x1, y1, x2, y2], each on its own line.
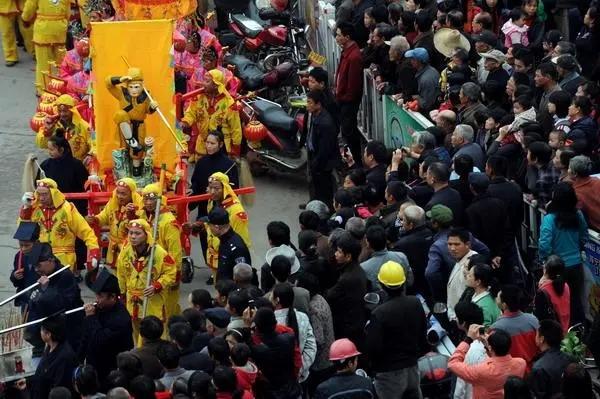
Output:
[78, 269, 134, 382]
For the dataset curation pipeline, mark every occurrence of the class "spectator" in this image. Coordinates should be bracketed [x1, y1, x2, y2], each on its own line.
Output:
[453, 301, 487, 399]
[492, 285, 540, 369]
[457, 83, 489, 133]
[204, 307, 231, 343]
[297, 230, 333, 292]
[575, 5, 600, 77]
[186, 371, 212, 399]
[473, 31, 500, 84]
[527, 141, 560, 207]
[556, 55, 585, 96]
[230, 343, 257, 398]
[481, 50, 510, 88]
[212, 365, 252, 399]
[169, 322, 213, 373]
[314, 339, 375, 398]
[226, 289, 249, 330]
[272, 283, 317, 382]
[326, 231, 368, 348]
[452, 124, 486, 171]
[568, 155, 600, 230]
[215, 279, 237, 308]
[447, 228, 479, 320]
[72, 365, 104, 399]
[48, 387, 72, 399]
[208, 336, 232, 367]
[559, 363, 595, 399]
[553, 146, 576, 181]
[377, 181, 408, 227]
[538, 182, 588, 325]
[549, 90, 573, 135]
[504, 376, 534, 399]
[266, 253, 310, 314]
[466, 264, 501, 325]
[502, 8, 530, 48]
[485, 156, 524, 235]
[233, 263, 262, 298]
[548, 129, 568, 150]
[304, 66, 339, 129]
[299, 210, 330, 260]
[157, 342, 194, 390]
[403, 47, 440, 112]
[362, 140, 388, 203]
[425, 162, 465, 225]
[260, 221, 296, 293]
[567, 96, 598, 154]
[128, 375, 156, 399]
[360, 225, 412, 291]
[366, 261, 428, 398]
[335, 22, 364, 163]
[450, 154, 475, 208]
[535, 63, 562, 133]
[534, 256, 571, 334]
[188, 289, 213, 312]
[107, 387, 130, 399]
[377, 35, 417, 98]
[448, 327, 526, 399]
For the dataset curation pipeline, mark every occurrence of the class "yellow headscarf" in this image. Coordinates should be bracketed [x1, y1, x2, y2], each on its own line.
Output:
[54, 94, 84, 125]
[35, 178, 66, 208]
[208, 172, 238, 203]
[128, 218, 154, 246]
[207, 69, 228, 97]
[106, 178, 143, 211]
[142, 183, 167, 207]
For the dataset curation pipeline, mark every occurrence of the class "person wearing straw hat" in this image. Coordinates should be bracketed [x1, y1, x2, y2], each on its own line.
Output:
[433, 27, 471, 61]
[181, 68, 242, 160]
[86, 177, 144, 267]
[19, 178, 100, 273]
[36, 94, 92, 161]
[141, 183, 183, 319]
[116, 219, 177, 342]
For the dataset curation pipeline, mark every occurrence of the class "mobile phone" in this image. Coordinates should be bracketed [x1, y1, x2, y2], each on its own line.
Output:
[478, 326, 488, 335]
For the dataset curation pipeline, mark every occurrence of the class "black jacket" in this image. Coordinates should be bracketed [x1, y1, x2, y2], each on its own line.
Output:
[392, 225, 434, 299]
[314, 372, 375, 399]
[487, 177, 524, 235]
[366, 294, 428, 372]
[179, 347, 214, 373]
[569, 116, 599, 154]
[326, 261, 368, 346]
[216, 228, 251, 281]
[10, 246, 42, 307]
[425, 186, 464, 227]
[131, 339, 169, 379]
[78, 301, 134, 381]
[40, 154, 88, 215]
[308, 109, 340, 173]
[189, 151, 238, 215]
[366, 163, 388, 204]
[32, 342, 78, 399]
[528, 348, 573, 399]
[381, 58, 417, 98]
[465, 193, 510, 257]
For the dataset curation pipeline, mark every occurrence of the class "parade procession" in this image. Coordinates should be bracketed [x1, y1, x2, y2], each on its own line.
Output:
[5, 0, 600, 397]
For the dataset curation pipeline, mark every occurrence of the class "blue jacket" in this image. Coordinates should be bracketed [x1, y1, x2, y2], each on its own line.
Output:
[538, 211, 588, 267]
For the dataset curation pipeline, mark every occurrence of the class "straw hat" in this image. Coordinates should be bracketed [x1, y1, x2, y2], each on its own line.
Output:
[433, 28, 471, 58]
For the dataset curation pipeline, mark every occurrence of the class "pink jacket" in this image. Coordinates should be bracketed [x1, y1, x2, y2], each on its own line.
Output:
[449, 341, 527, 399]
[501, 20, 529, 48]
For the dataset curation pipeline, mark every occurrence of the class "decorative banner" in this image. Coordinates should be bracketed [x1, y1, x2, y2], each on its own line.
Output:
[111, 0, 197, 20]
[90, 20, 176, 173]
[382, 95, 433, 149]
[585, 233, 600, 314]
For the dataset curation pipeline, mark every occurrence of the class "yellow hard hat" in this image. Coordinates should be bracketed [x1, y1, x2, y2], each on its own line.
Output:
[377, 261, 406, 288]
[126, 67, 143, 81]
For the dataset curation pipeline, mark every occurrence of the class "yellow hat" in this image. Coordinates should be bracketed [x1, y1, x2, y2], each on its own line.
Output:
[377, 261, 406, 288]
[128, 218, 154, 246]
[55, 94, 76, 108]
[207, 69, 227, 96]
[106, 178, 143, 211]
[125, 67, 144, 82]
[35, 178, 65, 208]
[142, 183, 167, 204]
[208, 172, 237, 202]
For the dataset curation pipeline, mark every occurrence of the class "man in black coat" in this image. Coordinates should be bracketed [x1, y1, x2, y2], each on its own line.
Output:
[425, 162, 465, 226]
[307, 89, 340, 209]
[169, 321, 214, 373]
[203, 207, 251, 281]
[79, 268, 134, 382]
[485, 155, 523, 236]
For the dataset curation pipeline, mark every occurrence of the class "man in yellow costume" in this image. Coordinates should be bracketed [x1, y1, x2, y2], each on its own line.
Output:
[86, 178, 143, 268]
[21, 0, 70, 94]
[0, 0, 33, 67]
[36, 94, 92, 161]
[105, 68, 158, 177]
[203, 172, 250, 284]
[19, 178, 100, 271]
[116, 219, 176, 341]
[180, 69, 242, 159]
[141, 183, 182, 319]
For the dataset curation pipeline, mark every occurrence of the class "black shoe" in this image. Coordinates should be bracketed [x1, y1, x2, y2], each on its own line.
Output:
[206, 276, 214, 285]
[298, 203, 307, 210]
[5, 61, 17, 67]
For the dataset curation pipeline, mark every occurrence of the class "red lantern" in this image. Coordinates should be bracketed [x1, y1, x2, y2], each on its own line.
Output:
[37, 101, 55, 115]
[48, 78, 67, 94]
[243, 120, 268, 142]
[40, 91, 58, 104]
[30, 112, 47, 132]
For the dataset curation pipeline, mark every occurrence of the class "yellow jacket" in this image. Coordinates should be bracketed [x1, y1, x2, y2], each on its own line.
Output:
[18, 178, 99, 267]
[95, 178, 144, 266]
[142, 210, 183, 286]
[105, 76, 154, 123]
[22, 0, 70, 45]
[116, 242, 177, 321]
[182, 92, 242, 156]
[0, 0, 26, 15]
[37, 118, 92, 160]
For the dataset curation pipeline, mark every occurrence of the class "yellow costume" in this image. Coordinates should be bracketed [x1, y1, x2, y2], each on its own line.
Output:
[36, 94, 92, 160]
[94, 178, 143, 267]
[181, 69, 242, 157]
[206, 172, 250, 277]
[22, 0, 69, 93]
[141, 183, 182, 319]
[0, 0, 33, 64]
[105, 68, 156, 154]
[116, 219, 177, 341]
[18, 178, 99, 270]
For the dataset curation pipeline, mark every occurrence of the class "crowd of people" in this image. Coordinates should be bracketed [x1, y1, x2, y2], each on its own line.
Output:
[5, 0, 600, 397]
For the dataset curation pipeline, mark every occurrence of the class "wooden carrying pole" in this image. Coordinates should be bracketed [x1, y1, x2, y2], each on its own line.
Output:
[141, 196, 162, 318]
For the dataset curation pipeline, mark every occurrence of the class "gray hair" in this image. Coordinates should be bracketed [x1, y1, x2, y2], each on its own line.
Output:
[413, 131, 436, 149]
[233, 263, 253, 283]
[328, 227, 346, 246]
[306, 200, 330, 220]
[404, 205, 426, 227]
[108, 388, 131, 399]
[569, 155, 593, 177]
[345, 217, 366, 239]
[454, 124, 475, 143]
[390, 35, 410, 54]
[461, 82, 481, 102]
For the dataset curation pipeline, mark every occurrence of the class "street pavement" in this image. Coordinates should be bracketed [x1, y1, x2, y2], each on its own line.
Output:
[0, 45, 308, 313]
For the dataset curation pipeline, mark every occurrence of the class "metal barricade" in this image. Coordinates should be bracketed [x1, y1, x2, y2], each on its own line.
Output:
[358, 69, 384, 142]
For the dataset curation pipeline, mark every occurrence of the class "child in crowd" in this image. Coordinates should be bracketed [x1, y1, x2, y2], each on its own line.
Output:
[502, 8, 530, 48]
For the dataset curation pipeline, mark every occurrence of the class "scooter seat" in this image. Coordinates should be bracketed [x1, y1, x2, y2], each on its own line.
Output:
[231, 14, 263, 39]
[225, 54, 265, 91]
[253, 100, 297, 134]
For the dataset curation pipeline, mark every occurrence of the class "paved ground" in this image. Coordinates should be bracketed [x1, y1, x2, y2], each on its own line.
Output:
[0, 44, 308, 312]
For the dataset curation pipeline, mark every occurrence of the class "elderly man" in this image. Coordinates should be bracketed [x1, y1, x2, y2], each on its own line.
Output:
[481, 50, 510, 88]
[377, 35, 417, 99]
[569, 155, 600, 230]
[457, 82, 488, 132]
[451, 124, 485, 171]
[233, 262, 262, 298]
[402, 47, 440, 113]
[556, 55, 584, 96]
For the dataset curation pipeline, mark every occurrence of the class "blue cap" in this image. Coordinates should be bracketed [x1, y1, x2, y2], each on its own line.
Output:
[405, 47, 429, 63]
[13, 222, 40, 241]
[205, 307, 231, 329]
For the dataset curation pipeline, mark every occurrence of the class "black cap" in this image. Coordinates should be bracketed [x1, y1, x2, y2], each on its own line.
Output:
[200, 207, 229, 225]
[91, 268, 121, 294]
[14, 222, 40, 241]
[468, 172, 490, 191]
[472, 30, 497, 47]
[205, 307, 230, 329]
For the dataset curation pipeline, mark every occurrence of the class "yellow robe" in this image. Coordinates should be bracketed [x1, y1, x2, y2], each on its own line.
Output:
[142, 209, 182, 318]
[115, 242, 176, 340]
[181, 93, 242, 156]
[206, 196, 250, 273]
[37, 117, 92, 161]
[96, 200, 143, 267]
[0, 0, 33, 62]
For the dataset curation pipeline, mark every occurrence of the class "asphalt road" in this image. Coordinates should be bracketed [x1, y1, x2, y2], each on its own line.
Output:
[0, 44, 308, 311]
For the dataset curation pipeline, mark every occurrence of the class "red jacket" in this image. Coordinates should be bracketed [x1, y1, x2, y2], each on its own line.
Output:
[335, 41, 363, 103]
[572, 176, 600, 231]
[539, 280, 571, 334]
[251, 324, 303, 378]
[234, 362, 258, 398]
